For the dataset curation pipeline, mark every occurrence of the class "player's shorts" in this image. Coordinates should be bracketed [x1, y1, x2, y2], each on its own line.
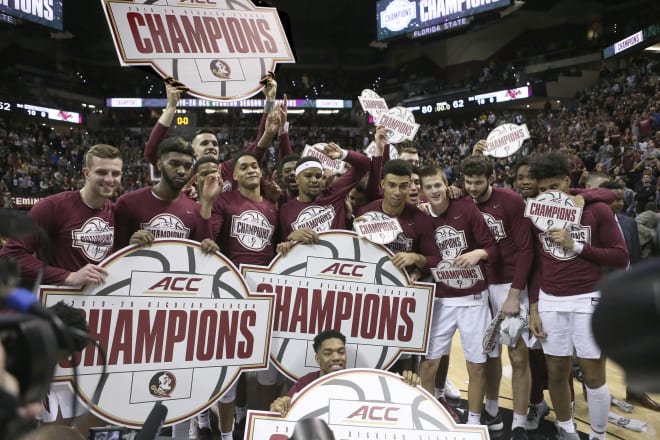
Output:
[427, 290, 495, 363]
[537, 289, 601, 359]
[257, 364, 283, 386]
[39, 383, 88, 422]
[488, 283, 536, 349]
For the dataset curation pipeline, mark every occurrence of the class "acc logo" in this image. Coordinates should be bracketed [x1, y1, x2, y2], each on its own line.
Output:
[345, 404, 400, 423]
[321, 262, 366, 278]
[540, 225, 591, 261]
[71, 217, 114, 261]
[292, 206, 336, 232]
[231, 210, 275, 251]
[149, 371, 176, 398]
[142, 214, 190, 239]
[482, 213, 506, 242]
[146, 276, 202, 293]
[434, 226, 467, 260]
[101, 0, 295, 101]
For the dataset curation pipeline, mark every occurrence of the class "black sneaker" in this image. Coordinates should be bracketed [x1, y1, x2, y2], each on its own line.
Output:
[526, 401, 550, 430]
[511, 427, 528, 440]
[480, 410, 504, 431]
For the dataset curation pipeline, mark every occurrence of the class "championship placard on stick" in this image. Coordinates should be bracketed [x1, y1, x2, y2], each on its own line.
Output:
[40, 240, 273, 428]
[485, 123, 530, 158]
[358, 89, 389, 119]
[241, 231, 434, 381]
[301, 144, 345, 174]
[431, 261, 485, 290]
[524, 190, 583, 231]
[100, 0, 295, 101]
[246, 369, 488, 440]
[375, 107, 420, 144]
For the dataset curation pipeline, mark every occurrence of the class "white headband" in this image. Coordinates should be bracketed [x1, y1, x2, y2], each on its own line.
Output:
[295, 161, 323, 175]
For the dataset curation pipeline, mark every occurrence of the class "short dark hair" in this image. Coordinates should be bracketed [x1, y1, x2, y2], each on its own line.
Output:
[411, 166, 421, 177]
[192, 128, 216, 140]
[158, 137, 195, 159]
[383, 159, 412, 178]
[599, 181, 624, 191]
[233, 151, 258, 165]
[313, 330, 346, 353]
[281, 154, 300, 167]
[462, 156, 493, 178]
[512, 155, 533, 174]
[48, 301, 89, 352]
[193, 156, 219, 174]
[530, 152, 569, 180]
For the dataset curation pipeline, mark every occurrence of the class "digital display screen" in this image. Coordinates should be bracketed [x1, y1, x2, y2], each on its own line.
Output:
[0, 0, 63, 30]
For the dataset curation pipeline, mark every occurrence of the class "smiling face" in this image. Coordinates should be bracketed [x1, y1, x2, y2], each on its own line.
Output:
[421, 171, 449, 209]
[192, 133, 219, 160]
[514, 164, 538, 199]
[381, 173, 410, 213]
[315, 337, 346, 376]
[83, 156, 123, 199]
[464, 173, 491, 203]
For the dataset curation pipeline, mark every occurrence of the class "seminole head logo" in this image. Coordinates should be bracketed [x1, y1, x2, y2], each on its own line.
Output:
[149, 371, 176, 398]
[210, 59, 231, 79]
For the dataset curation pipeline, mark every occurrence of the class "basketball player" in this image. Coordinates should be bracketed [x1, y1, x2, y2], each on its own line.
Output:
[528, 152, 628, 440]
[418, 165, 499, 430]
[269, 330, 421, 417]
[462, 155, 535, 439]
[0, 144, 123, 436]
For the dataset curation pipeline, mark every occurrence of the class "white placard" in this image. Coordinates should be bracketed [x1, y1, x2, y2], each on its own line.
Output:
[485, 123, 530, 158]
[353, 211, 404, 245]
[375, 107, 420, 144]
[301, 144, 345, 174]
[358, 89, 389, 119]
[524, 190, 583, 231]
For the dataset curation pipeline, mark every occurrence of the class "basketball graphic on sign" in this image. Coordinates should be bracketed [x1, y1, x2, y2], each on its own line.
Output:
[242, 231, 434, 381]
[39, 240, 273, 428]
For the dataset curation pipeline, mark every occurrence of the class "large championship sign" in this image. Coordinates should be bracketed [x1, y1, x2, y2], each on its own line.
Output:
[246, 369, 488, 440]
[242, 231, 434, 381]
[39, 240, 273, 428]
[100, 0, 295, 101]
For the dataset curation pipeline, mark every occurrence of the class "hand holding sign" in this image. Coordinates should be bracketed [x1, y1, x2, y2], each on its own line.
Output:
[524, 190, 583, 231]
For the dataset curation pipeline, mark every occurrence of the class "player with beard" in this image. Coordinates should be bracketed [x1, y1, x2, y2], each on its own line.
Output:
[0, 144, 122, 436]
[144, 75, 291, 193]
[277, 142, 370, 243]
[528, 152, 628, 440]
[462, 155, 535, 439]
[269, 330, 421, 417]
[113, 137, 213, 249]
[418, 165, 499, 430]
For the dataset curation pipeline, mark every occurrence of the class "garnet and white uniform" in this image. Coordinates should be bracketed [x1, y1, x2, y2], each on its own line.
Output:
[532, 201, 628, 357]
[113, 187, 212, 249]
[278, 151, 370, 238]
[426, 198, 499, 363]
[0, 191, 114, 285]
[474, 187, 535, 346]
[210, 191, 278, 267]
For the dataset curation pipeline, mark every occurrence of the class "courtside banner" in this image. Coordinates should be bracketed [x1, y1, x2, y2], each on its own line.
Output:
[246, 369, 488, 440]
[100, 0, 295, 101]
[241, 231, 434, 381]
[39, 240, 273, 428]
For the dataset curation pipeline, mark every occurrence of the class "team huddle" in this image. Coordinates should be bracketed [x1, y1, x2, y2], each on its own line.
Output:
[0, 75, 629, 440]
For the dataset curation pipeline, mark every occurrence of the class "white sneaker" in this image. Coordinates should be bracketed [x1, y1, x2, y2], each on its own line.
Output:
[444, 378, 461, 400]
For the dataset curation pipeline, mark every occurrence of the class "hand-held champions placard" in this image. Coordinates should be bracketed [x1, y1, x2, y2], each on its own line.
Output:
[100, 0, 295, 100]
[301, 144, 345, 174]
[40, 240, 273, 428]
[485, 123, 530, 158]
[376, 106, 420, 144]
[353, 211, 403, 245]
[524, 190, 583, 231]
[241, 231, 434, 381]
[358, 89, 389, 120]
[246, 369, 488, 440]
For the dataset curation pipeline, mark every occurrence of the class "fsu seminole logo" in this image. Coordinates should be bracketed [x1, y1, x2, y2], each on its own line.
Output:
[40, 240, 273, 428]
[434, 225, 467, 260]
[100, 0, 295, 100]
